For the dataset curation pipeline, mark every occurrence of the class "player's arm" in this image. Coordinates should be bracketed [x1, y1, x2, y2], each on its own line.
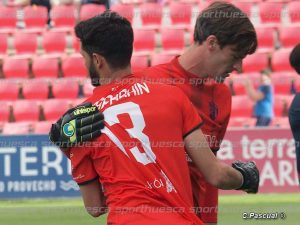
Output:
[79, 179, 107, 217]
[244, 79, 264, 101]
[184, 128, 259, 193]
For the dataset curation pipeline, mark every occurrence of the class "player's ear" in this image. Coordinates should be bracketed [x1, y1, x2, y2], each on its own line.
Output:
[92, 53, 104, 69]
[206, 35, 219, 51]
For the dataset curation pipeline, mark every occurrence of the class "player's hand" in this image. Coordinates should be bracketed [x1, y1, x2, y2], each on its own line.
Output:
[232, 161, 259, 194]
[49, 102, 104, 148]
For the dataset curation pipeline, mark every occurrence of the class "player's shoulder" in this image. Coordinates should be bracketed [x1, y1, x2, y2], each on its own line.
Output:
[213, 82, 232, 97]
[146, 82, 188, 102]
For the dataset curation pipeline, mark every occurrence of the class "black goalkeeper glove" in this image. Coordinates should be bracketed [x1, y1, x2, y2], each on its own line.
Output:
[232, 161, 259, 194]
[49, 102, 104, 148]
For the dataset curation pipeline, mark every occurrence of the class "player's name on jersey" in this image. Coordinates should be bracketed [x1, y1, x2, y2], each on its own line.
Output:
[95, 82, 150, 110]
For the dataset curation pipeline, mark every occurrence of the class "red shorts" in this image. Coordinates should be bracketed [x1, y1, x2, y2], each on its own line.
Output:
[189, 163, 218, 223]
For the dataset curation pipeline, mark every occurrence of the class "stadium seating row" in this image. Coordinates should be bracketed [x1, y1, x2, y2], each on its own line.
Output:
[0, 115, 291, 135]
[1, 1, 300, 33]
[0, 98, 83, 123]
[0, 78, 93, 100]
[0, 94, 293, 125]
[0, 71, 298, 101]
[0, 48, 296, 80]
[227, 72, 300, 95]
[230, 94, 293, 118]
[1, 21, 300, 54]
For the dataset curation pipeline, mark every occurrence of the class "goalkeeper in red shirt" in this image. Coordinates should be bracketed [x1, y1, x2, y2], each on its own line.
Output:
[50, 2, 257, 225]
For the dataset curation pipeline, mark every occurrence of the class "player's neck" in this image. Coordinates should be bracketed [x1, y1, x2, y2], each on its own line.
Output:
[178, 44, 210, 78]
[101, 66, 132, 85]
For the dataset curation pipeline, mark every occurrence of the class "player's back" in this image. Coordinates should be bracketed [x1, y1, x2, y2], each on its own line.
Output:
[72, 76, 203, 225]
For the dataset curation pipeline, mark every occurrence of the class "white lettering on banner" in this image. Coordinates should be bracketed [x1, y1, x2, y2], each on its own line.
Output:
[0, 182, 5, 192]
[20, 147, 38, 176]
[7, 180, 56, 192]
[0, 146, 67, 177]
[240, 136, 295, 160]
[218, 140, 234, 160]
[258, 160, 298, 186]
[0, 147, 17, 176]
[42, 147, 63, 176]
[67, 158, 72, 175]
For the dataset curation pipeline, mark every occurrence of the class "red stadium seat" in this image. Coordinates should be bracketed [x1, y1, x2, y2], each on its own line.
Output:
[42, 30, 67, 55]
[62, 54, 87, 78]
[51, 78, 79, 99]
[3, 57, 29, 79]
[242, 52, 268, 73]
[0, 6, 17, 33]
[279, 26, 300, 48]
[22, 79, 49, 99]
[72, 98, 86, 107]
[13, 31, 38, 55]
[271, 117, 289, 128]
[50, 5, 76, 31]
[160, 28, 185, 53]
[150, 53, 176, 66]
[111, 4, 134, 23]
[258, 2, 283, 27]
[255, 26, 275, 53]
[169, 2, 192, 29]
[229, 75, 247, 95]
[32, 56, 59, 78]
[272, 49, 294, 72]
[133, 29, 156, 54]
[72, 34, 80, 52]
[0, 101, 11, 122]
[228, 117, 256, 128]
[131, 55, 149, 72]
[121, 0, 142, 3]
[241, 72, 261, 86]
[43, 99, 72, 121]
[272, 72, 295, 94]
[232, 1, 252, 17]
[83, 80, 94, 98]
[0, 79, 20, 100]
[79, 4, 106, 21]
[33, 121, 53, 134]
[0, 33, 8, 55]
[23, 5, 48, 31]
[140, 3, 163, 29]
[287, 1, 300, 24]
[231, 95, 254, 117]
[2, 122, 32, 134]
[273, 95, 286, 117]
[13, 100, 40, 122]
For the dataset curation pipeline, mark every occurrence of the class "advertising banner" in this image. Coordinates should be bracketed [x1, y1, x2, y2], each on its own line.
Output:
[219, 128, 300, 193]
[0, 128, 299, 198]
[0, 135, 79, 198]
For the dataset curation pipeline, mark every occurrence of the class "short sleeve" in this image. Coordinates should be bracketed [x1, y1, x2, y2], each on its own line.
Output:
[70, 146, 98, 185]
[179, 89, 203, 138]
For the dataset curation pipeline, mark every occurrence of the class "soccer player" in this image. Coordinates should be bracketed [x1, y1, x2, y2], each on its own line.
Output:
[49, 11, 259, 225]
[288, 43, 300, 185]
[134, 3, 257, 223]
[51, 2, 257, 224]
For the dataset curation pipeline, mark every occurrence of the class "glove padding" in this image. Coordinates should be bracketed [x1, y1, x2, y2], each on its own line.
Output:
[232, 161, 259, 194]
[49, 102, 104, 148]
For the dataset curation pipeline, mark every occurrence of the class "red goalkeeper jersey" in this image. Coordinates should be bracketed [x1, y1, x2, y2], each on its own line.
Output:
[136, 56, 232, 223]
[70, 75, 204, 225]
[137, 56, 232, 150]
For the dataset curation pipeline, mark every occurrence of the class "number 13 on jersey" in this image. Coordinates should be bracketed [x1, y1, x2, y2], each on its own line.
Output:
[101, 102, 157, 165]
